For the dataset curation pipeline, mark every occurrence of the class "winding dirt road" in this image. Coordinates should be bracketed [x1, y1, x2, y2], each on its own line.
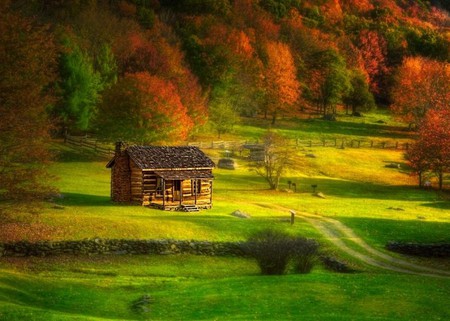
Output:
[297, 212, 450, 278]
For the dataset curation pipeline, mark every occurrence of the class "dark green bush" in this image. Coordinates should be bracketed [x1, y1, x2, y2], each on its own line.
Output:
[243, 229, 319, 275]
[243, 229, 293, 275]
[291, 238, 319, 274]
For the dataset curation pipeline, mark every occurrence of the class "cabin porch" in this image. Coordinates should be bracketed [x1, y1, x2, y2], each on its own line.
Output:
[142, 170, 213, 210]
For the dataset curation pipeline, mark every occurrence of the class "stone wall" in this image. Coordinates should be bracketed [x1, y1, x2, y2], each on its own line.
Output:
[386, 241, 450, 257]
[0, 239, 246, 258]
[111, 151, 132, 202]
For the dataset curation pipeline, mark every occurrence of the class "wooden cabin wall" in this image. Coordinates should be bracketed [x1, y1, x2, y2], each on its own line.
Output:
[142, 171, 157, 206]
[197, 180, 212, 205]
[111, 154, 131, 202]
[130, 160, 143, 203]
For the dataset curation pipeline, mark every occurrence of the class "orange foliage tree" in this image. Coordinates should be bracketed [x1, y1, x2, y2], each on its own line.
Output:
[0, 1, 57, 200]
[96, 72, 193, 144]
[358, 30, 389, 95]
[391, 56, 450, 128]
[264, 41, 300, 124]
[407, 109, 450, 189]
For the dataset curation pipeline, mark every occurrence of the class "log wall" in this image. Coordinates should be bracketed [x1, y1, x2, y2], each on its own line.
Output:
[130, 160, 143, 203]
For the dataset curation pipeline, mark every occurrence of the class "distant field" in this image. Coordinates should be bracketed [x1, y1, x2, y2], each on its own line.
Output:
[0, 112, 449, 320]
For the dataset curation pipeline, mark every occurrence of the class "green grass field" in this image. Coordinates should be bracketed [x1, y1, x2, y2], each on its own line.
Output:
[1, 112, 449, 320]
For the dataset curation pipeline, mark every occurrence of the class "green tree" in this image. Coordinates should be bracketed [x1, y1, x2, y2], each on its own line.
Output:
[343, 70, 376, 115]
[310, 49, 351, 117]
[58, 37, 102, 134]
[96, 43, 117, 89]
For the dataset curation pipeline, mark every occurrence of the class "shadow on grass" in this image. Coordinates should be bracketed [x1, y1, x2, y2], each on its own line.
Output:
[56, 192, 113, 207]
[51, 143, 110, 163]
[286, 176, 434, 202]
[421, 201, 450, 210]
[338, 217, 450, 244]
[242, 117, 412, 140]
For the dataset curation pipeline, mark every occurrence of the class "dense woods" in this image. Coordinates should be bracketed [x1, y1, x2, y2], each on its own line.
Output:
[1, 0, 449, 199]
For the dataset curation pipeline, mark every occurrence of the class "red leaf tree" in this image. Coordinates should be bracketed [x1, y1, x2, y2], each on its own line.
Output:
[96, 72, 193, 144]
[407, 109, 450, 189]
[391, 56, 450, 128]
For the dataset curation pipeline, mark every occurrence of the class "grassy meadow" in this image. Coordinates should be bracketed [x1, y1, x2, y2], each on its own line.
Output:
[1, 112, 449, 320]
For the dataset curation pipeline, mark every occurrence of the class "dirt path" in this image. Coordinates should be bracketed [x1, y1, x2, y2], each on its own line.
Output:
[297, 212, 450, 278]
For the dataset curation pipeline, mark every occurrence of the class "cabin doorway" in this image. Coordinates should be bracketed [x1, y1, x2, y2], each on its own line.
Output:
[173, 180, 182, 202]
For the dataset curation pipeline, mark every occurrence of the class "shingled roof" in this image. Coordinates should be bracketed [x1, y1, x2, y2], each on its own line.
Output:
[107, 146, 215, 169]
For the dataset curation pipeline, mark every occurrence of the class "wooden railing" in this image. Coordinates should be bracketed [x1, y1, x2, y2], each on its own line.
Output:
[188, 138, 411, 150]
[65, 135, 411, 158]
[65, 135, 114, 158]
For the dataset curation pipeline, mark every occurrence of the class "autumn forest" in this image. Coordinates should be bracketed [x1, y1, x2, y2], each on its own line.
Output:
[1, 0, 449, 198]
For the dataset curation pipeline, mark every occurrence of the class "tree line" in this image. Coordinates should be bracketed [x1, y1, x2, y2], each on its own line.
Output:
[1, 0, 449, 200]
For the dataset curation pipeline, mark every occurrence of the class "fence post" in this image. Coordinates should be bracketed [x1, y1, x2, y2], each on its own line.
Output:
[334, 138, 337, 146]
[370, 141, 374, 148]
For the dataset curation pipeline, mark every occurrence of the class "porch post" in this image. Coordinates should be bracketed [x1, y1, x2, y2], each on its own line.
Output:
[180, 180, 183, 206]
[194, 179, 197, 205]
[162, 179, 166, 208]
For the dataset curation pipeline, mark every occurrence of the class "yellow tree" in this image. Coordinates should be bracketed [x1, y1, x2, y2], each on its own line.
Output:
[264, 41, 300, 124]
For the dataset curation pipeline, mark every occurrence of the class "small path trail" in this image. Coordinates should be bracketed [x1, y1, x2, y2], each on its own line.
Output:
[287, 210, 450, 278]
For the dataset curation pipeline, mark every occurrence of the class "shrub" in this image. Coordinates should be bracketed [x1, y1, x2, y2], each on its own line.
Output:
[291, 238, 319, 274]
[243, 229, 319, 275]
[243, 229, 293, 275]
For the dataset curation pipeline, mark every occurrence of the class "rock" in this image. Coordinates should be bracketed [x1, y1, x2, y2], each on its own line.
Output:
[231, 210, 251, 219]
[218, 158, 237, 170]
[387, 207, 404, 211]
[376, 120, 386, 124]
[417, 216, 426, 220]
[385, 163, 400, 169]
[306, 153, 316, 158]
[314, 192, 326, 199]
[352, 111, 363, 117]
[52, 205, 65, 210]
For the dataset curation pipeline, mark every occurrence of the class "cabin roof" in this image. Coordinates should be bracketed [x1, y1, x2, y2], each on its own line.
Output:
[106, 146, 215, 169]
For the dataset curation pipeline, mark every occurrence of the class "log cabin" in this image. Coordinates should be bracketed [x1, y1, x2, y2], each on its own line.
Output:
[106, 142, 215, 211]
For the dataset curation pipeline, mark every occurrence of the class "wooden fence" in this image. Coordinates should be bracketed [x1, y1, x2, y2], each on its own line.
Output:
[65, 135, 411, 158]
[65, 135, 115, 158]
[188, 138, 411, 151]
